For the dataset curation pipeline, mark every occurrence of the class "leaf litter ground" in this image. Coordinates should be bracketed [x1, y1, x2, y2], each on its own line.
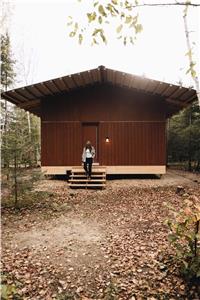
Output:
[1, 169, 200, 299]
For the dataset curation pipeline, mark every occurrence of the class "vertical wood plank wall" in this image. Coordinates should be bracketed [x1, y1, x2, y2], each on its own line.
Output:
[41, 122, 82, 166]
[41, 121, 166, 166]
[99, 122, 166, 165]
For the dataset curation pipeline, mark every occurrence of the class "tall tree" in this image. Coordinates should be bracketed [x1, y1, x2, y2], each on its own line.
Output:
[16, 43, 40, 165]
[168, 101, 200, 171]
[183, 2, 200, 106]
[1, 32, 16, 138]
[1, 32, 16, 173]
[1, 106, 41, 207]
[1, 32, 16, 89]
[1, 31, 40, 176]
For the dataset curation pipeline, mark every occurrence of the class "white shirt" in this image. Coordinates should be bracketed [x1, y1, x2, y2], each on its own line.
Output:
[86, 148, 92, 158]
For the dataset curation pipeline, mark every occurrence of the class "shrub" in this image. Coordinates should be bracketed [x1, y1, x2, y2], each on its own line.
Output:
[165, 197, 200, 279]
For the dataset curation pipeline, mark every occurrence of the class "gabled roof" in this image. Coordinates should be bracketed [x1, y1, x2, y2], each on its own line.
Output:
[1, 66, 197, 117]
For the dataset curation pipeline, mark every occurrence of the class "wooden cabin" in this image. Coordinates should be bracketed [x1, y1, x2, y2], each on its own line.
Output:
[2, 66, 197, 175]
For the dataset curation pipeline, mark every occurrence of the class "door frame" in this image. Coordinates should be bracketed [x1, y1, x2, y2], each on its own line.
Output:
[81, 122, 99, 163]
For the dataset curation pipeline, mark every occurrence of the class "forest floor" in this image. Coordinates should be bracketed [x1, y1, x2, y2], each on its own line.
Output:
[1, 169, 200, 300]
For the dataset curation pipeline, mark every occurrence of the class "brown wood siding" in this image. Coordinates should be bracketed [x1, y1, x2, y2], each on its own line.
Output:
[41, 122, 82, 166]
[99, 122, 166, 166]
[41, 121, 166, 166]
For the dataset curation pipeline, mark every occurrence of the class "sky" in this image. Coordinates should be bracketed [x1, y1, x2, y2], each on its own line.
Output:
[3, 0, 200, 89]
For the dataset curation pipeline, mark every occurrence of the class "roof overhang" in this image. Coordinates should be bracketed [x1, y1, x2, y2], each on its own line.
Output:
[1, 66, 197, 117]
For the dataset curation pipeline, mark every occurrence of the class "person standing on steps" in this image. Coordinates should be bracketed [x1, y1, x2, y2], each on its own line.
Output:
[82, 141, 95, 179]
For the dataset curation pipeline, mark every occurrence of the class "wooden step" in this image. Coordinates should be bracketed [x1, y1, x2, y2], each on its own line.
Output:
[69, 179, 106, 183]
[69, 166, 107, 189]
[71, 169, 106, 173]
[69, 183, 106, 189]
[70, 174, 106, 178]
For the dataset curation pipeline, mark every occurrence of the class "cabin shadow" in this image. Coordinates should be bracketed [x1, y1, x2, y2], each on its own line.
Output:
[48, 173, 160, 181]
[106, 174, 160, 180]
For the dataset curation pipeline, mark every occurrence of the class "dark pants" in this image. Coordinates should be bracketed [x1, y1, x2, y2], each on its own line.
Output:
[84, 157, 93, 177]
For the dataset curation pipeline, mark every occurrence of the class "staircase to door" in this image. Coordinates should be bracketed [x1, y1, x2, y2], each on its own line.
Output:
[68, 166, 106, 189]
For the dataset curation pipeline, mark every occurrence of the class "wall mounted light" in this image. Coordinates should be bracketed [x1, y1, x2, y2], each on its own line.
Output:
[105, 137, 110, 143]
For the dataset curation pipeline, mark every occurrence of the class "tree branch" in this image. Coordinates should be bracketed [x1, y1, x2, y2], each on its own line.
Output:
[183, 5, 200, 107]
[127, 2, 200, 9]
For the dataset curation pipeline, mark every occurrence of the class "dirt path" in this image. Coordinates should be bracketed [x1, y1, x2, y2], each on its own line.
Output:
[2, 169, 200, 299]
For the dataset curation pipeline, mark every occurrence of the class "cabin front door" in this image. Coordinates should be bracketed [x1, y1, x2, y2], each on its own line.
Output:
[82, 123, 99, 163]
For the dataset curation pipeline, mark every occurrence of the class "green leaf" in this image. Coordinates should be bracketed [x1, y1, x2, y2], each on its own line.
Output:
[92, 28, 102, 36]
[116, 24, 123, 33]
[92, 38, 98, 45]
[1, 284, 16, 298]
[186, 67, 190, 75]
[67, 16, 73, 26]
[134, 23, 143, 33]
[98, 5, 107, 17]
[130, 15, 138, 27]
[168, 233, 178, 243]
[196, 232, 200, 239]
[78, 34, 83, 44]
[186, 67, 197, 78]
[191, 69, 196, 78]
[74, 22, 78, 31]
[125, 0, 132, 11]
[130, 36, 134, 44]
[125, 15, 132, 24]
[183, 260, 188, 269]
[1, 285, 9, 299]
[190, 62, 196, 68]
[98, 16, 102, 24]
[106, 3, 119, 15]
[185, 49, 193, 59]
[176, 249, 183, 258]
[67, 21, 73, 26]
[69, 31, 75, 37]
[100, 31, 107, 44]
[87, 12, 97, 22]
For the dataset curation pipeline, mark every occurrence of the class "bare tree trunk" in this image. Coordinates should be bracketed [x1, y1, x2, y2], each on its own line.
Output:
[4, 100, 8, 133]
[188, 109, 192, 171]
[4, 77, 10, 178]
[183, 5, 200, 107]
[26, 111, 33, 166]
[14, 150, 18, 208]
[27, 111, 31, 135]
